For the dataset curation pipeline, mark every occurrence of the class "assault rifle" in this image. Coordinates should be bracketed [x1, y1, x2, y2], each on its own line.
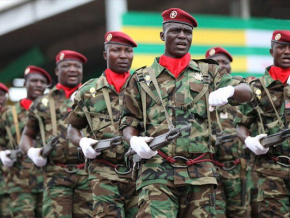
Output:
[6, 148, 22, 162]
[215, 134, 237, 146]
[125, 124, 191, 162]
[41, 136, 61, 158]
[260, 129, 290, 148]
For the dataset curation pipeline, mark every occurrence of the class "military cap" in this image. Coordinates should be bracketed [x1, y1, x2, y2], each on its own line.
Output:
[104, 31, 137, 47]
[24, 65, 52, 85]
[205, 47, 233, 62]
[271, 30, 290, 44]
[0, 82, 8, 93]
[162, 8, 198, 28]
[56, 50, 87, 64]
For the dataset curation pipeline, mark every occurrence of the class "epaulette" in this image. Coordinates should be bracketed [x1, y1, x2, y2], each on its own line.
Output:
[135, 66, 147, 82]
[134, 66, 147, 74]
[78, 78, 95, 90]
[192, 58, 219, 65]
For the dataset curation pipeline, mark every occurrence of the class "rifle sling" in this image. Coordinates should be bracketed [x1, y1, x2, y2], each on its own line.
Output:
[35, 112, 47, 146]
[48, 94, 58, 136]
[5, 126, 16, 149]
[102, 88, 117, 134]
[11, 105, 21, 145]
[78, 100, 97, 140]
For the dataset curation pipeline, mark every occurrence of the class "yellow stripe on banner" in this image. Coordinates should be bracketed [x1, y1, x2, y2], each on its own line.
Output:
[132, 54, 247, 72]
[122, 27, 246, 46]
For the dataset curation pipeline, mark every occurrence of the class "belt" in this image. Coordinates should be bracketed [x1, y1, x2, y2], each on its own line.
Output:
[55, 163, 85, 173]
[213, 159, 241, 171]
[157, 151, 213, 168]
[93, 159, 132, 175]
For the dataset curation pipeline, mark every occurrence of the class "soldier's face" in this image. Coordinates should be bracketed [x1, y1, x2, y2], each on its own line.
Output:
[56, 60, 83, 87]
[209, 54, 232, 74]
[25, 73, 47, 100]
[103, 44, 134, 74]
[160, 23, 192, 58]
[270, 43, 290, 69]
[0, 90, 7, 113]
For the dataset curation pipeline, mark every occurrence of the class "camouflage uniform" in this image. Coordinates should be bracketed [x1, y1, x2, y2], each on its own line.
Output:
[67, 74, 138, 217]
[234, 66, 290, 217]
[26, 86, 93, 218]
[0, 107, 12, 218]
[214, 105, 251, 217]
[120, 58, 244, 217]
[0, 102, 43, 218]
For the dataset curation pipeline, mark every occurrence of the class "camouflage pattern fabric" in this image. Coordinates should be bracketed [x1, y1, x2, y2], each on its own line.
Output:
[137, 183, 216, 217]
[0, 102, 43, 217]
[120, 57, 244, 216]
[0, 194, 12, 217]
[26, 86, 93, 217]
[42, 169, 92, 218]
[68, 74, 138, 217]
[234, 66, 290, 216]
[214, 105, 251, 217]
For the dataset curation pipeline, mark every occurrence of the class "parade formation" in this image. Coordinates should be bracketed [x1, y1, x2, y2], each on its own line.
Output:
[0, 7, 290, 218]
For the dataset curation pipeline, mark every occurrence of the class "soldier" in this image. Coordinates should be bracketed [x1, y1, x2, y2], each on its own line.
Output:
[120, 8, 252, 217]
[67, 31, 139, 217]
[0, 82, 11, 217]
[205, 47, 251, 217]
[20, 50, 93, 217]
[0, 67, 51, 217]
[235, 30, 290, 217]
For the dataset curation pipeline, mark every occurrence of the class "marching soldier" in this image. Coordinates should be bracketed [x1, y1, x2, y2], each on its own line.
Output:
[236, 30, 290, 217]
[0, 82, 11, 217]
[67, 31, 139, 217]
[205, 47, 251, 217]
[20, 51, 93, 217]
[120, 8, 252, 217]
[0, 67, 51, 217]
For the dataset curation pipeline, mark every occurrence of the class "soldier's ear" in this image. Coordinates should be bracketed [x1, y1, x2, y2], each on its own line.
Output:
[55, 67, 59, 77]
[160, 31, 165, 41]
[270, 48, 273, 57]
[103, 51, 107, 60]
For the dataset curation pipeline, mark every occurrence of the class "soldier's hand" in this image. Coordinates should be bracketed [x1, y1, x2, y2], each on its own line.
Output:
[79, 137, 100, 159]
[28, 147, 47, 167]
[209, 86, 235, 108]
[245, 134, 268, 155]
[0, 150, 15, 167]
[130, 136, 157, 159]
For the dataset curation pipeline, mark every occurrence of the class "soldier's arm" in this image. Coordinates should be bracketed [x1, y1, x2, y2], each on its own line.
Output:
[236, 124, 251, 143]
[123, 126, 140, 144]
[20, 126, 38, 153]
[232, 83, 252, 103]
[67, 124, 83, 146]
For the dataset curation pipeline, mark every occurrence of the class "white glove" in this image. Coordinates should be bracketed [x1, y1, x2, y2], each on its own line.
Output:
[28, 147, 47, 167]
[245, 134, 268, 155]
[79, 137, 100, 159]
[130, 136, 157, 159]
[287, 75, 290, 85]
[209, 86, 235, 109]
[0, 150, 16, 167]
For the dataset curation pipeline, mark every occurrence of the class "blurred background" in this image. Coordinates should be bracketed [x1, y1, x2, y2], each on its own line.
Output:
[1, 0, 290, 102]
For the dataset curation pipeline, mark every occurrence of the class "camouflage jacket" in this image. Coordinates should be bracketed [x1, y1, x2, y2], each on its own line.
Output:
[68, 73, 132, 182]
[0, 102, 43, 193]
[234, 66, 290, 179]
[120, 57, 243, 189]
[0, 107, 8, 195]
[27, 86, 85, 172]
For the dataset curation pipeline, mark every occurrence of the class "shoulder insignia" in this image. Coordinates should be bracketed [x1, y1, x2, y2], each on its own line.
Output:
[193, 58, 219, 65]
[255, 89, 262, 100]
[193, 73, 203, 81]
[134, 66, 147, 74]
[42, 98, 49, 107]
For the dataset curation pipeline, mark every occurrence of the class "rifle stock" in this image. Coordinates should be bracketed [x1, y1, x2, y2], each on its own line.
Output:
[41, 136, 60, 158]
[215, 134, 237, 146]
[260, 129, 290, 148]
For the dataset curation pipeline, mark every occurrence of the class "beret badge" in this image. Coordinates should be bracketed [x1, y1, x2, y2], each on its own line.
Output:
[170, 10, 177, 19]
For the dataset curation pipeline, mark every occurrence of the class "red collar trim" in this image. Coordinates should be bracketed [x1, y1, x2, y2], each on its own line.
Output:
[105, 69, 130, 93]
[56, 83, 81, 98]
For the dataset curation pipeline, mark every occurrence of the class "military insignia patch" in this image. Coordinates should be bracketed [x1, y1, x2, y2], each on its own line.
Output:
[170, 10, 177, 19]
[106, 34, 112, 42]
[24, 68, 30, 75]
[42, 98, 49, 106]
[209, 48, 215, 56]
[275, 33, 281, 41]
[193, 73, 202, 81]
[144, 75, 151, 86]
[59, 53, 65, 60]
[89, 87, 96, 97]
[255, 89, 262, 100]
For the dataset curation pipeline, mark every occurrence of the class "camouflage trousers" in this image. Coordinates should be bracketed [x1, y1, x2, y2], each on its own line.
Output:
[0, 193, 12, 218]
[10, 192, 43, 218]
[137, 183, 216, 218]
[43, 169, 93, 218]
[249, 167, 259, 217]
[90, 178, 138, 217]
[257, 173, 290, 217]
[215, 170, 251, 217]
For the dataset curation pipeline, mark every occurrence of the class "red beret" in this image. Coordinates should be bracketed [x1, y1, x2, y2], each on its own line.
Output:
[0, 82, 8, 93]
[162, 8, 197, 28]
[56, 50, 87, 64]
[104, 31, 137, 47]
[205, 47, 233, 62]
[271, 30, 290, 44]
[24, 65, 52, 85]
